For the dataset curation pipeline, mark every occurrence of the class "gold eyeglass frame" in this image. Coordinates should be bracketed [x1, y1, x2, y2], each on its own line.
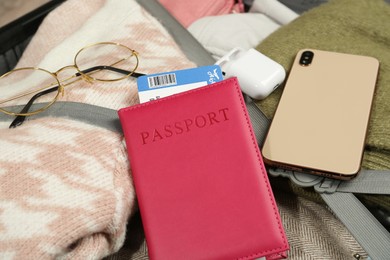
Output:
[0, 42, 139, 117]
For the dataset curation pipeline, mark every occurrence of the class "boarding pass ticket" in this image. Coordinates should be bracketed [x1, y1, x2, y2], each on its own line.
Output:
[136, 65, 223, 103]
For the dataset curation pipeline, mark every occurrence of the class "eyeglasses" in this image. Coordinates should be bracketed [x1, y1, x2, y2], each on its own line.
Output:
[0, 42, 144, 128]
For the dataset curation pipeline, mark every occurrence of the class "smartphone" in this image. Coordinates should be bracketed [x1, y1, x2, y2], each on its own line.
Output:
[262, 49, 379, 180]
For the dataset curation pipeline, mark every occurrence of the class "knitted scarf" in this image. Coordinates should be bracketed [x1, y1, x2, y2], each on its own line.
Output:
[0, 0, 195, 259]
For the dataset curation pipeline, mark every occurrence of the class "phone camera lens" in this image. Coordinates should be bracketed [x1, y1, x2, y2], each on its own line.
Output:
[299, 51, 314, 66]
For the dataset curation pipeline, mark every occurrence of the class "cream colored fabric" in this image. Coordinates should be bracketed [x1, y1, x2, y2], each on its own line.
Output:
[0, 0, 195, 259]
[188, 0, 298, 60]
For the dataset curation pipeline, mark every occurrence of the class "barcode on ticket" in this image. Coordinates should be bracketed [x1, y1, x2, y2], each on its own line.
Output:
[147, 73, 177, 88]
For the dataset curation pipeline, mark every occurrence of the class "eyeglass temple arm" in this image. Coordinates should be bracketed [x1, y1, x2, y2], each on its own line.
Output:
[9, 86, 58, 128]
[75, 65, 145, 78]
[9, 66, 145, 128]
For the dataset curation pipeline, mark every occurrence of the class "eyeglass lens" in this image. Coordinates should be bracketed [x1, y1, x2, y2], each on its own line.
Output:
[75, 43, 138, 81]
[0, 68, 60, 115]
[0, 43, 139, 116]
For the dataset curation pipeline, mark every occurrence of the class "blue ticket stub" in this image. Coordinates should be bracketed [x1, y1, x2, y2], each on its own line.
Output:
[137, 65, 223, 103]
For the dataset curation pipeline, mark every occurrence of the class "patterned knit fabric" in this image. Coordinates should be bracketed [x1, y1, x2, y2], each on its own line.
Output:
[1, 0, 385, 259]
[0, 0, 195, 259]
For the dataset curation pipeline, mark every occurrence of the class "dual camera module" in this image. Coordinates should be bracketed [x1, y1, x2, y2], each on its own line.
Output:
[299, 51, 314, 66]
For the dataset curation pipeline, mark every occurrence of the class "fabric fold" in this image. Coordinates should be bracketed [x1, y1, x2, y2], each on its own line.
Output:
[0, 0, 196, 259]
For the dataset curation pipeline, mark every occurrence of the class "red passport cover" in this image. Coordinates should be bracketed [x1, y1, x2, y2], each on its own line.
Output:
[118, 77, 288, 260]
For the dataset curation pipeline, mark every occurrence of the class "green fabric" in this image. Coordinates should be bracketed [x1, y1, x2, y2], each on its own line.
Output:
[255, 0, 390, 170]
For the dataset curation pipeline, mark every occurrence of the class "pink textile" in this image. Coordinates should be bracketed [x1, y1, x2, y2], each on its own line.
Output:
[158, 0, 244, 27]
[0, 0, 195, 259]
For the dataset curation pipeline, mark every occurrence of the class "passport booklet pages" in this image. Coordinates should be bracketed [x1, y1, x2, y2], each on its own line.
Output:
[118, 78, 288, 260]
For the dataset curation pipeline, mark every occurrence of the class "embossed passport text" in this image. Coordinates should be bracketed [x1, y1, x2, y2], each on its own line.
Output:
[118, 77, 289, 260]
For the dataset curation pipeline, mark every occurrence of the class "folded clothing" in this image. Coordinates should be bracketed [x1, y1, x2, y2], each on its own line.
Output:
[255, 0, 390, 258]
[0, 0, 196, 259]
[188, 0, 298, 60]
[256, 0, 390, 170]
[189, 13, 280, 60]
[249, 0, 299, 24]
[158, 0, 244, 28]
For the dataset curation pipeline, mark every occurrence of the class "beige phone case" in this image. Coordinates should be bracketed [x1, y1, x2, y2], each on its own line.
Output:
[262, 49, 379, 180]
